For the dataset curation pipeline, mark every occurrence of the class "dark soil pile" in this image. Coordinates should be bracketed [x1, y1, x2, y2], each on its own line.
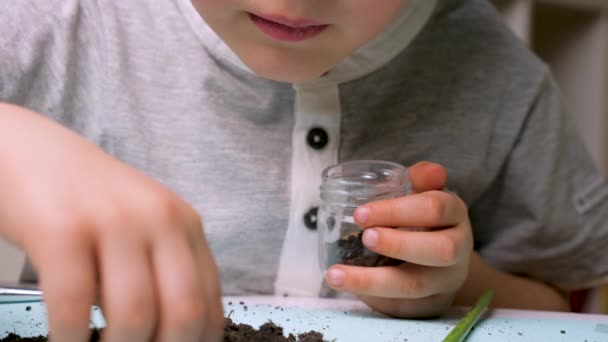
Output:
[0, 335, 47, 342]
[0, 330, 100, 342]
[0, 319, 325, 342]
[223, 317, 324, 342]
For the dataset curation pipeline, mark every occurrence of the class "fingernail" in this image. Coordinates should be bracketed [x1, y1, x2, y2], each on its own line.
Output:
[355, 206, 370, 224]
[327, 268, 345, 287]
[362, 229, 379, 248]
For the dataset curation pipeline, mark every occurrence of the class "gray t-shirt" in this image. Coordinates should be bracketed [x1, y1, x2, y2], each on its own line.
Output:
[2, 0, 607, 295]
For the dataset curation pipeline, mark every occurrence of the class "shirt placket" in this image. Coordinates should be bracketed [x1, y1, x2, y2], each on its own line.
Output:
[274, 83, 341, 296]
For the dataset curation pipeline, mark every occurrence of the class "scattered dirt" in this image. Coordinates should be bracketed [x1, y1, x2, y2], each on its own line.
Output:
[0, 319, 325, 342]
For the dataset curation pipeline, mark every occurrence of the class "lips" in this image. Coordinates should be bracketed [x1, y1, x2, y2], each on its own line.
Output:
[249, 13, 329, 43]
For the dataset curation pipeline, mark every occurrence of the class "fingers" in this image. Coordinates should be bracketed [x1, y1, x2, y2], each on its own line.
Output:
[354, 190, 467, 228]
[361, 225, 471, 267]
[29, 230, 97, 342]
[98, 230, 156, 342]
[326, 262, 467, 299]
[150, 218, 217, 342]
[407, 162, 447, 194]
[186, 215, 224, 342]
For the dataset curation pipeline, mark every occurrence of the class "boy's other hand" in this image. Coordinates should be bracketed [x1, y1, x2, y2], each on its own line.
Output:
[325, 161, 473, 317]
[0, 104, 223, 341]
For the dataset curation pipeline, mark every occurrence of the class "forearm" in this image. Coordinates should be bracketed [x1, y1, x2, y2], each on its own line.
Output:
[454, 252, 570, 312]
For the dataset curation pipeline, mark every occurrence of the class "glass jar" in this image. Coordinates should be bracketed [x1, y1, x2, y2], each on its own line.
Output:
[318, 160, 411, 273]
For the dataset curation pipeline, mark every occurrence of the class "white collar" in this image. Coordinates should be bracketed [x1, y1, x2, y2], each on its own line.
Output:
[177, 0, 437, 86]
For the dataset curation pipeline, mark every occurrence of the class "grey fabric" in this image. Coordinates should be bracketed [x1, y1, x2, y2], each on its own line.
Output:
[338, 0, 608, 289]
[2, 0, 607, 293]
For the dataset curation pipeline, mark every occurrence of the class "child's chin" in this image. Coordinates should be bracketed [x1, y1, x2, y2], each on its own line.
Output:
[251, 67, 327, 84]
[242, 59, 328, 84]
[259, 71, 323, 84]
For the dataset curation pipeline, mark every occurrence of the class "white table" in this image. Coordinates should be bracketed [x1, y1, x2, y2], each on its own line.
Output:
[1, 296, 607, 341]
[224, 296, 608, 341]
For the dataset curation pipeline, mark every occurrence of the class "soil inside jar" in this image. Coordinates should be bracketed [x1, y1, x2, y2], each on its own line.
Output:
[332, 231, 403, 267]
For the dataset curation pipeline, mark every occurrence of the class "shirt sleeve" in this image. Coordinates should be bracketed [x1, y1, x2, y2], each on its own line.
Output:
[0, 0, 96, 104]
[469, 72, 608, 291]
[0, 2, 49, 102]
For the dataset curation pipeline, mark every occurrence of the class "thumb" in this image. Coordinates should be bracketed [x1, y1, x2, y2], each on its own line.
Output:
[408, 161, 448, 193]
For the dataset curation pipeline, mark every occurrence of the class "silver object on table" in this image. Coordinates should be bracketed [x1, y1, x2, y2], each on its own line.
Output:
[0, 282, 42, 303]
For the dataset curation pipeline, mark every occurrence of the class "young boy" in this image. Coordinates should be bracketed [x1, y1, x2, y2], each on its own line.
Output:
[1, 0, 607, 340]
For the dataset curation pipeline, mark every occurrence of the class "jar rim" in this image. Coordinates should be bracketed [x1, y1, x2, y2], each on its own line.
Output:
[320, 160, 410, 206]
[321, 160, 407, 184]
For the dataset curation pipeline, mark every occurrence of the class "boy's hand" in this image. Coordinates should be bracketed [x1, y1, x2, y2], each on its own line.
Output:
[325, 162, 473, 317]
[0, 104, 223, 341]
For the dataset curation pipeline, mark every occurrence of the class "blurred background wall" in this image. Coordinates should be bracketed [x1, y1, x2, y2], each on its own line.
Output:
[492, 0, 608, 176]
[0, 240, 22, 282]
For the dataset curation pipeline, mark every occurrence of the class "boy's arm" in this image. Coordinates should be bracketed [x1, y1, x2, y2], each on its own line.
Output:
[467, 72, 608, 300]
[455, 252, 570, 311]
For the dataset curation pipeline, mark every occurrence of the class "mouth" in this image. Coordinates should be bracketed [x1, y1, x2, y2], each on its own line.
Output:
[249, 13, 329, 43]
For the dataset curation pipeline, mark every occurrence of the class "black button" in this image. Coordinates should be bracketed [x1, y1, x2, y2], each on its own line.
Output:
[303, 207, 319, 230]
[307, 128, 328, 150]
[326, 216, 336, 232]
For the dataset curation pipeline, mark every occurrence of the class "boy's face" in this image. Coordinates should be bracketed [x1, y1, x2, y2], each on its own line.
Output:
[192, 0, 408, 83]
